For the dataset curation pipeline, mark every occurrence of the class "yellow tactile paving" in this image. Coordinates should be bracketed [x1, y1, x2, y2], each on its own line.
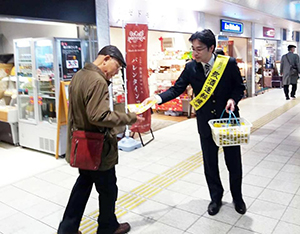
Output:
[79, 98, 300, 234]
[251, 99, 300, 133]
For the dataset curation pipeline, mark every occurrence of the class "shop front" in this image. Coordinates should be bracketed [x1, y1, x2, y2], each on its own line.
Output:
[254, 25, 281, 94]
[0, 0, 97, 155]
[108, 0, 201, 116]
[206, 16, 252, 97]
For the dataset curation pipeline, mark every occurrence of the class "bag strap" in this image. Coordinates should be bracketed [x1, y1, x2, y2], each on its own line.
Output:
[68, 86, 77, 132]
[286, 54, 297, 70]
[229, 111, 240, 126]
[286, 54, 292, 66]
[220, 109, 240, 127]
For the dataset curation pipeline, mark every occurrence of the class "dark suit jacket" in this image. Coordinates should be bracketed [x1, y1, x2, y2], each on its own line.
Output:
[159, 55, 245, 138]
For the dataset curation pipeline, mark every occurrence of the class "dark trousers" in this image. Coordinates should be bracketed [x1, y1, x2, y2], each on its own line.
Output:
[58, 167, 119, 234]
[284, 84, 297, 98]
[200, 136, 243, 203]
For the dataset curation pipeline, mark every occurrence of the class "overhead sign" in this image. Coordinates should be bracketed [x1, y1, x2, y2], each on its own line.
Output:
[220, 19, 243, 34]
[263, 27, 275, 38]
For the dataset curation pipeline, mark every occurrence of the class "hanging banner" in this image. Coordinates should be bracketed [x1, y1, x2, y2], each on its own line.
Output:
[125, 24, 150, 133]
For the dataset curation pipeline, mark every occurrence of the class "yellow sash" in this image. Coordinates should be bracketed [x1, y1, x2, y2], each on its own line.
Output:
[190, 55, 230, 111]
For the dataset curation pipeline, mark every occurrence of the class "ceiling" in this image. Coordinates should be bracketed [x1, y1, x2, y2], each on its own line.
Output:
[149, 0, 300, 31]
[0, 0, 300, 31]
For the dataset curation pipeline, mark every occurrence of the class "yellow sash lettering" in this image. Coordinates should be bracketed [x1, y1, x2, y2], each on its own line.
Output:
[190, 55, 230, 111]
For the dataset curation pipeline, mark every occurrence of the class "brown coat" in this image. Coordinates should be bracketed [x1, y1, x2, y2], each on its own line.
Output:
[65, 63, 137, 171]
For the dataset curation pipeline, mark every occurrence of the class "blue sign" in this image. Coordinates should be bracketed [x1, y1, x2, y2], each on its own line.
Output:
[220, 20, 243, 34]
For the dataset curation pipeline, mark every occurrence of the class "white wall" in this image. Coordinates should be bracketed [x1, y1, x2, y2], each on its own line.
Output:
[229, 37, 247, 60]
[0, 22, 78, 53]
[110, 27, 125, 56]
[110, 27, 191, 65]
[108, 0, 200, 33]
[254, 23, 281, 40]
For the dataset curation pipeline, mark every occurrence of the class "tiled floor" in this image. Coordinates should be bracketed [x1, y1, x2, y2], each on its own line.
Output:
[1, 88, 300, 234]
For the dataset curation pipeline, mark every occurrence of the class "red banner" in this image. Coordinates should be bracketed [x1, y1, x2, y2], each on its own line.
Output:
[125, 24, 151, 133]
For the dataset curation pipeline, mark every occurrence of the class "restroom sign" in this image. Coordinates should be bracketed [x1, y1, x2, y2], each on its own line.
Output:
[220, 19, 243, 34]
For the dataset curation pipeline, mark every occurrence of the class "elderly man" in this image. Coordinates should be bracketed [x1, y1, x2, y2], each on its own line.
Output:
[280, 45, 300, 100]
[58, 45, 142, 234]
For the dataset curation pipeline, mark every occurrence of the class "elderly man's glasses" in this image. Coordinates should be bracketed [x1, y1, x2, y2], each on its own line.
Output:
[112, 58, 122, 71]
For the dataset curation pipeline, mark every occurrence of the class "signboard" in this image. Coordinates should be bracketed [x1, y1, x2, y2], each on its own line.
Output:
[125, 24, 151, 133]
[60, 41, 82, 80]
[217, 35, 229, 41]
[263, 27, 275, 38]
[55, 81, 70, 159]
[220, 19, 243, 34]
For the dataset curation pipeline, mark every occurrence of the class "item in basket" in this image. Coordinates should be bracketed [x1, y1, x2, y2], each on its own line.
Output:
[213, 122, 245, 128]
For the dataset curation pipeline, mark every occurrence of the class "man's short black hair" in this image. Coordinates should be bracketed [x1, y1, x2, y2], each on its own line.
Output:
[189, 29, 216, 52]
[98, 45, 126, 68]
[288, 45, 296, 51]
[215, 49, 225, 55]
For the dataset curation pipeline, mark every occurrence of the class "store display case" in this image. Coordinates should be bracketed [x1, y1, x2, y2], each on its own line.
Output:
[0, 105, 18, 145]
[14, 38, 83, 155]
[254, 56, 264, 95]
[149, 50, 193, 115]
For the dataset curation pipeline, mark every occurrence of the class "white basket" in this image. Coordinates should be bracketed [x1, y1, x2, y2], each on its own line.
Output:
[208, 117, 252, 147]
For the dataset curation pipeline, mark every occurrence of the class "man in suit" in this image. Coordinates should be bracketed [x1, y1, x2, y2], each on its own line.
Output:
[143, 29, 245, 215]
[280, 45, 300, 100]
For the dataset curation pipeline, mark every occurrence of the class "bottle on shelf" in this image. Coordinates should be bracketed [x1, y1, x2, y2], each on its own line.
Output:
[25, 97, 34, 120]
[48, 100, 56, 118]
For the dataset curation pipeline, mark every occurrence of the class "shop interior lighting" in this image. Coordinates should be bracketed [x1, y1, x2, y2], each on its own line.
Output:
[36, 40, 52, 47]
[16, 40, 30, 48]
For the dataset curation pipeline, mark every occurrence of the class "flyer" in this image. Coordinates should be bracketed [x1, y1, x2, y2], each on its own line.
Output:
[127, 99, 157, 114]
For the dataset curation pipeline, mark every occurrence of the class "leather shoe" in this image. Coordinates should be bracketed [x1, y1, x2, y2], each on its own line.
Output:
[114, 222, 131, 234]
[207, 201, 222, 216]
[234, 200, 246, 214]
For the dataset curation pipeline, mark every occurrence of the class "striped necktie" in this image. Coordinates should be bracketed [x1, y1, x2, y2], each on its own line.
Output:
[204, 63, 211, 77]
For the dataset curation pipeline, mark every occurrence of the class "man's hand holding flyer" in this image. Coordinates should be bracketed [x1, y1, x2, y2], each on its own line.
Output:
[127, 99, 157, 114]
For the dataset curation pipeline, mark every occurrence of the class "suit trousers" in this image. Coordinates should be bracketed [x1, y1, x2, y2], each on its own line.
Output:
[200, 135, 243, 203]
[58, 167, 119, 234]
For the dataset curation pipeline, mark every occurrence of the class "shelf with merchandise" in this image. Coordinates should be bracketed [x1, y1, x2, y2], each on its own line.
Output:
[149, 57, 188, 95]
[149, 50, 193, 114]
[112, 70, 125, 104]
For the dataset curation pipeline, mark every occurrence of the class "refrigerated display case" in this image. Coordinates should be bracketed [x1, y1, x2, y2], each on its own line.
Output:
[14, 38, 84, 155]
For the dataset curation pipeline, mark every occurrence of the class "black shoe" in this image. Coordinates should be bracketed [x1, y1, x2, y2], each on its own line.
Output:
[234, 200, 246, 214]
[286, 97, 290, 100]
[291, 96, 296, 99]
[208, 201, 222, 216]
[114, 223, 131, 234]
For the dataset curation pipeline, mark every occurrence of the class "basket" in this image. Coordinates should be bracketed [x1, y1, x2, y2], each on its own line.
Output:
[208, 113, 252, 147]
